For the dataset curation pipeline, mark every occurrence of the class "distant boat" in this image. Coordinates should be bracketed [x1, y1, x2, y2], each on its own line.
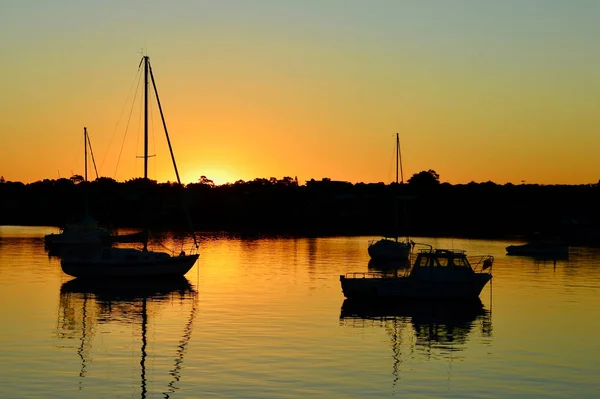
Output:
[341, 244, 493, 299]
[60, 55, 199, 279]
[44, 128, 148, 254]
[45, 215, 108, 248]
[506, 240, 568, 258]
[368, 133, 412, 261]
[44, 128, 110, 252]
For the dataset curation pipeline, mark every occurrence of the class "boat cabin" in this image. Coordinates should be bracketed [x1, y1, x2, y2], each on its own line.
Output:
[414, 249, 471, 268]
[409, 249, 485, 280]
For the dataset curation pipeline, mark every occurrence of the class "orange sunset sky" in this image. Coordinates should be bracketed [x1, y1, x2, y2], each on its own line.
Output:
[1, 1, 599, 186]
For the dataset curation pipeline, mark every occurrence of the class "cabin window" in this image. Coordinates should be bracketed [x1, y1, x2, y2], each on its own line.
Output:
[437, 257, 449, 267]
[452, 257, 468, 267]
[416, 255, 430, 267]
[417, 255, 443, 267]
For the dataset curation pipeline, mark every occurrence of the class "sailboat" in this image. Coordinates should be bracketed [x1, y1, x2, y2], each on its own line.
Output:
[44, 127, 111, 253]
[45, 128, 149, 256]
[367, 133, 412, 261]
[60, 55, 199, 278]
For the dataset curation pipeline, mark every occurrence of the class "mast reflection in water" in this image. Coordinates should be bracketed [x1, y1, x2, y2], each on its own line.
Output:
[340, 298, 492, 389]
[56, 277, 197, 398]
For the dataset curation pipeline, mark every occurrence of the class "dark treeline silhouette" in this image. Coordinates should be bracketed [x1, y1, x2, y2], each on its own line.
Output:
[1, 171, 600, 245]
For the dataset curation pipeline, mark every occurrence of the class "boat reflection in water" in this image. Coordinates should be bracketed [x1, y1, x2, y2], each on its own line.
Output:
[340, 298, 492, 387]
[56, 277, 197, 398]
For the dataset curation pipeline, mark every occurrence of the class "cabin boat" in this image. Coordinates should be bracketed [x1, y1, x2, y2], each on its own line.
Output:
[341, 245, 493, 299]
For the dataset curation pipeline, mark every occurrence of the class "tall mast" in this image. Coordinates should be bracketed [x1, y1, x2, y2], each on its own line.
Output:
[397, 133, 404, 184]
[84, 127, 88, 182]
[395, 133, 399, 184]
[143, 56, 149, 180]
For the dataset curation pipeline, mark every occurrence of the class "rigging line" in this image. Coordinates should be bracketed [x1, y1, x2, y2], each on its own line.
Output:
[148, 60, 199, 250]
[86, 131, 99, 180]
[150, 86, 157, 181]
[100, 65, 144, 174]
[114, 68, 143, 179]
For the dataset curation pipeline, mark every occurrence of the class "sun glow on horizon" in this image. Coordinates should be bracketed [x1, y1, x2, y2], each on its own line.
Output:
[183, 167, 238, 186]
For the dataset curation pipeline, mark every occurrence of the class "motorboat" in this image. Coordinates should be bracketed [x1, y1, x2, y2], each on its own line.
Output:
[341, 244, 493, 299]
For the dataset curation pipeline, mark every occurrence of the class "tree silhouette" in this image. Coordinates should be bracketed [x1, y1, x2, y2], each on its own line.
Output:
[70, 174, 84, 184]
[198, 176, 214, 187]
[408, 169, 440, 186]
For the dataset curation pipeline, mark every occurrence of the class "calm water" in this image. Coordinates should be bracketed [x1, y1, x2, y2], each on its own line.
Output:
[1, 226, 599, 398]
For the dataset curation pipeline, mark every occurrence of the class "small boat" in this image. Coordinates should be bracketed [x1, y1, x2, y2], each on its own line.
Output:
[44, 128, 148, 254]
[341, 245, 493, 299]
[61, 247, 198, 278]
[506, 240, 568, 258]
[60, 55, 199, 279]
[368, 133, 412, 261]
[368, 237, 412, 261]
[44, 128, 110, 251]
[44, 214, 110, 250]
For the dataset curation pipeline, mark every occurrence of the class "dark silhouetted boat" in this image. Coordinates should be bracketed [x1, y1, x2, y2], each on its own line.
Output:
[368, 133, 412, 261]
[506, 240, 568, 258]
[44, 128, 148, 254]
[341, 244, 493, 299]
[60, 55, 199, 279]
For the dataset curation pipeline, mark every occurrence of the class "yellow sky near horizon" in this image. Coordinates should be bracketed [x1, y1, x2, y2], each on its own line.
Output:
[1, 1, 599, 186]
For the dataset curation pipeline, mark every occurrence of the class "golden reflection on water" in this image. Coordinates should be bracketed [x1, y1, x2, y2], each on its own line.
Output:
[56, 277, 198, 398]
[1, 226, 600, 398]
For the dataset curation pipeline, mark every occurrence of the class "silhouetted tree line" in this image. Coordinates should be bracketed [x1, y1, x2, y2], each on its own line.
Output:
[1, 171, 600, 245]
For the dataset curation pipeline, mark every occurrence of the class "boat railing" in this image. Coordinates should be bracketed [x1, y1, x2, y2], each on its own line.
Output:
[343, 270, 409, 279]
[470, 255, 494, 273]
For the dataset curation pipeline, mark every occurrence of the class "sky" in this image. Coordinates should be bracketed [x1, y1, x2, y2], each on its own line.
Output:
[1, 0, 599, 186]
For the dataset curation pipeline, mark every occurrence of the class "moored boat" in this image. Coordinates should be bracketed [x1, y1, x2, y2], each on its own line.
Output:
[60, 54, 199, 279]
[341, 245, 493, 299]
[506, 240, 568, 258]
[368, 133, 413, 261]
[61, 247, 198, 278]
[368, 237, 411, 261]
